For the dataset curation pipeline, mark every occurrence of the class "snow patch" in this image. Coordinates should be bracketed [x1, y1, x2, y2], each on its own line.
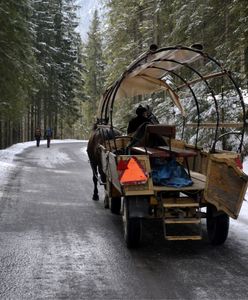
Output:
[0, 139, 87, 184]
[0, 139, 248, 238]
[37, 151, 72, 169]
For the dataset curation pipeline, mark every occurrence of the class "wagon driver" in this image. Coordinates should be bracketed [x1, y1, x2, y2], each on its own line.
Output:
[127, 105, 151, 135]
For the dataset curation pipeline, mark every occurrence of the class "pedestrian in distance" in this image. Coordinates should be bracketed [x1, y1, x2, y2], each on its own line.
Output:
[44, 127, 53, 148]
[34, 127, 42, 147]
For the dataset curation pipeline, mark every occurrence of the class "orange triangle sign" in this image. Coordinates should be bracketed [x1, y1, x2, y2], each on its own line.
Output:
[119, 157, 148, 185]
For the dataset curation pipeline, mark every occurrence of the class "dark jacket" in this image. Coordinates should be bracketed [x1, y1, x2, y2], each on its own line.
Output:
[45, 128, 52, 138]
[127, 115, 150, 134]
[35, 128, 41, 138]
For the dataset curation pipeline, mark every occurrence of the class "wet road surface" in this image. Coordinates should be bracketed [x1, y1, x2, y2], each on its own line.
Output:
[0, 142, 248, 299]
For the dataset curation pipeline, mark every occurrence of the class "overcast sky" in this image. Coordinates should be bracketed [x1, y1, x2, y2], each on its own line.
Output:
[77, 0, 101, 42]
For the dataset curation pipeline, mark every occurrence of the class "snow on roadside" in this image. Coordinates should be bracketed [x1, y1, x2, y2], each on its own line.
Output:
[80, 146, 89, 162]
[0, 139, 248, 226]
[235, 157, 248, 229]
[0, 139, 86, 185]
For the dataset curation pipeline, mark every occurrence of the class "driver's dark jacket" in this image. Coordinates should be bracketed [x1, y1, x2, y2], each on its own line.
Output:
[127, 115, 150, 134]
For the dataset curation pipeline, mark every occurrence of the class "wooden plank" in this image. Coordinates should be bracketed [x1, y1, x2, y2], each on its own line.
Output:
[146, 124, 176, 138]
[171, 139, 185, 149]
[131, 146, 170, 157]
[158, 146, 197, 157]
[164, 218, 201, 224]
[204, 154, 248, 219]
[165, 236, 202, 240]
[125, 190, 154, 196]
[190, 171, 206, 183]
[153, 176, 205, 191]
[185, 122, 243, 128]
[163, 198, 199, 208]
[108, 152, 122, 193]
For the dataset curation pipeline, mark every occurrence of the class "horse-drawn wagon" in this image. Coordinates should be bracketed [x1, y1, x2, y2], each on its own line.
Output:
[87, 45, 248, 248]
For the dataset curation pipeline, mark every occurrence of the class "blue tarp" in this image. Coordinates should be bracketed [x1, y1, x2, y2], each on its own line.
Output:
[152, 159, 193, 188]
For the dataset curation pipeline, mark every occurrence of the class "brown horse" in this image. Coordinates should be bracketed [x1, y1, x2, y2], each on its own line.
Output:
[87, 124, 122, 201]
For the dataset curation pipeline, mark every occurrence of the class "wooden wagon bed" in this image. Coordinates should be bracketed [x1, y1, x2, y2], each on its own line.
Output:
[154, 171, 206, 192]
[130, 145, 206, 192]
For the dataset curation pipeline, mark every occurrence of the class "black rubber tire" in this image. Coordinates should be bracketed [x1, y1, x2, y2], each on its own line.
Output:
[110, 197, 121, 214]
[122, 198, 142, 248]
[207, 204, 229, 245]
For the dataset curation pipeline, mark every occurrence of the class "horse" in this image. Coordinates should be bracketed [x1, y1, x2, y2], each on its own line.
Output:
[87, 124, 122, 201]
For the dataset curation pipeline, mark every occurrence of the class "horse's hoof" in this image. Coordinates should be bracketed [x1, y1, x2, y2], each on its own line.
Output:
[92, 195, 99, 201]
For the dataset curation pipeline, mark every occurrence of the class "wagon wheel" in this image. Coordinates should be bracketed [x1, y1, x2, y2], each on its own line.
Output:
[207, 204, 229, 245]
[122, 197, 142, 248]
[110, 196, 121, 214]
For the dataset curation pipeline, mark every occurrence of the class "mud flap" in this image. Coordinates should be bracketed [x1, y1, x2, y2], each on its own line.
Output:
[127, 196, 150, 218]
[204, 154, 248, 219]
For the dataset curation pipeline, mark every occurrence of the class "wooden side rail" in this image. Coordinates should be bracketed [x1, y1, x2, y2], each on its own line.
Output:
[186, 122, 244, 128]
[131, 146, 201, 182]
[145, 124, 176, 137]
[131, 146, 197, 158]
[144, 124, 176, 148]
[190, 171, 206, 183]
[157, 146, 197, 158]
[131, 146, 171, 158]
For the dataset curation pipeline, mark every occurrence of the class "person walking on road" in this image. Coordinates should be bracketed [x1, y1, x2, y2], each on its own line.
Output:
[34, 127, 42, 147]
[44, 127, 53, 148]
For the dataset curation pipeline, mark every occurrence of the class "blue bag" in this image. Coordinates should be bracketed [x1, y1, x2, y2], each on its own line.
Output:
[45, 128, 52, 137]
[152, 159, 193, 188]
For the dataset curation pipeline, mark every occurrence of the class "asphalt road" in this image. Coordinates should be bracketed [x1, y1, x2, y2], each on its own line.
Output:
[0, 141, 248, 299]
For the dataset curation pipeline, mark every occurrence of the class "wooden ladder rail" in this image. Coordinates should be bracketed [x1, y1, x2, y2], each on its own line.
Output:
[162, 197, 202, 241]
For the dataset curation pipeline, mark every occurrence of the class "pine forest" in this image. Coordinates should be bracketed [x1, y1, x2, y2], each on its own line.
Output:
[0, 0, 247, 149]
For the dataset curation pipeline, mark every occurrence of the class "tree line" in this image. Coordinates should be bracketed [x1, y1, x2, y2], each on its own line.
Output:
[0, 0, 83, 148]
[82, 0, 248, 136]
[1, 0, 247, 148]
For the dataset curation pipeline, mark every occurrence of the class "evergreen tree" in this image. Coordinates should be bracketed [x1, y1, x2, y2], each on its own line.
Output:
[82, 10, 105, 134]
[99, 0, 247, 149]
[0, 0, 37, 148]
[1, 0, 247, 147]
[32, 0, 83, 138]
[103, 0, 151, 83]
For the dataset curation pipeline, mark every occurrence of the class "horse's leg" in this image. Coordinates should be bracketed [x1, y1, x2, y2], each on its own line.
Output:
[98, 164, 110, 206]
[90, 161, 99, 201]
[99, 168, 106, 186]
[92, 175, 99, 200]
